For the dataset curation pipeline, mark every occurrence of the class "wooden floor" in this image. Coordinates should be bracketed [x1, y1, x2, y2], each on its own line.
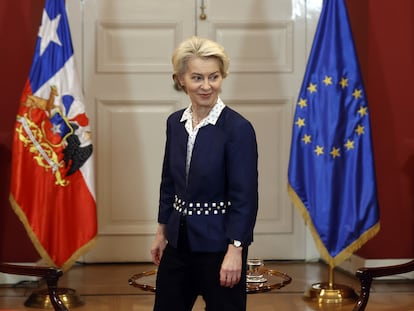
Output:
[0, 261, 413, 310]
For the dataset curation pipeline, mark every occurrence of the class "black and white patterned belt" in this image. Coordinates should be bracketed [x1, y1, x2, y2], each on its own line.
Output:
[173, 195, 230, 216]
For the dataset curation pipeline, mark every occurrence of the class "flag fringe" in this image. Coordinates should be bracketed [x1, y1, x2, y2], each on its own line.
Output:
[60, 236, 97, 272]
[9, 194, 55, 267]
[9, 193, 97, 272]
[287, 183, 380, 268]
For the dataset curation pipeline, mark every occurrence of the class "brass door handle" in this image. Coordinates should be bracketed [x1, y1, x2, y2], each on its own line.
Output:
[200, 0, 207, 20]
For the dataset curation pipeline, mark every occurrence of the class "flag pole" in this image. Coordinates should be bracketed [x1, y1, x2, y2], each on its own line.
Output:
[328, 265, 334, 289]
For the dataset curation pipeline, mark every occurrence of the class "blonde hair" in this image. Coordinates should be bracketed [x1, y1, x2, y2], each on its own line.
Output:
[172, 36, 229, 91]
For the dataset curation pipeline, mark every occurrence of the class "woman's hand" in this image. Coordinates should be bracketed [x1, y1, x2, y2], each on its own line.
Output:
[150, 224, 167, 266]
[219, 244, 243, 288]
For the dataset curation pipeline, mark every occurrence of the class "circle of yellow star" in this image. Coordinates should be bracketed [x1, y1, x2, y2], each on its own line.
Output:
[352, 88, 362, 99]
[298, 98, 307, 109]
[296, 117, 305, 128]
[344, 139, 355, 150]
[314, 145, 324, 156]
[323, 76, 333, 86]
[358, 106, 368, 117]
[355, 125, 365, 135]
[307, 83, 317, 94]
[340, 77, 348, 89]
[302, 134, 311, 144]
[330, 147, 341, 158]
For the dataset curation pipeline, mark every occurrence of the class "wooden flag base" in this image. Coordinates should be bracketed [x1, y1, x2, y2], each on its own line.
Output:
[24, 287, 84, 309]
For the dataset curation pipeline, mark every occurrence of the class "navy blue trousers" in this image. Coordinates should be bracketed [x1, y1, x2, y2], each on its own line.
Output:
[153, 219, 248, 311]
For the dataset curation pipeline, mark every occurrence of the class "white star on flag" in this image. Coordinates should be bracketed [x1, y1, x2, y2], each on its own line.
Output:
[51, 123, 62, 135]
[38, 10, 62, 56]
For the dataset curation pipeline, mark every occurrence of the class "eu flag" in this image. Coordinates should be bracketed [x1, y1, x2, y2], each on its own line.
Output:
[287, 0, 380, 267]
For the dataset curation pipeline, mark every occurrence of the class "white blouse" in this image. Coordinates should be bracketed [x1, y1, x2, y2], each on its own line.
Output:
[180, 97, 226, 181]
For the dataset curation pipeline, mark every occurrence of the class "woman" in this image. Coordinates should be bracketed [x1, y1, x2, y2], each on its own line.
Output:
[150, 36, 258, 311]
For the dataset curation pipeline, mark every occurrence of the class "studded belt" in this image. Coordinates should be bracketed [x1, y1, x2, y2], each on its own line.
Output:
[173, 195, 230, 216]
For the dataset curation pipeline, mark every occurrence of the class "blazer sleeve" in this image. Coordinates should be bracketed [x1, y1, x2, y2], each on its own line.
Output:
[225, 119, 258, 245]
[158, 116, 175, 224]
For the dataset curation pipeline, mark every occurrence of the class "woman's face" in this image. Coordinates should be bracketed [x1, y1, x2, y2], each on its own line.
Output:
[179, 57, 223, 109]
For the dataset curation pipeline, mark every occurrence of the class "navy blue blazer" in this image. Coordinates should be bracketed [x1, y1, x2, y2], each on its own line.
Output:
[158, 106, 258, 252]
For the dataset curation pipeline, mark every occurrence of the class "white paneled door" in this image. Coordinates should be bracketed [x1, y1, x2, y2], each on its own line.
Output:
[67, 0, 316, 262]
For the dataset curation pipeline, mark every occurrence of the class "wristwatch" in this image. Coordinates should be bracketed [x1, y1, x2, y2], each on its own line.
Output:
[230, 239, 243, 248]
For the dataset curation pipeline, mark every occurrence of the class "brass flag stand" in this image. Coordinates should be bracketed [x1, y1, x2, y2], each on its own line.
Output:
[25, 287, 84, 309]
[304, 265, 357, 304]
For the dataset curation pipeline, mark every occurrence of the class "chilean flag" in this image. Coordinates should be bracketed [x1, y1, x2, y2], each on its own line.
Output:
[9, 0, 97, 271]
